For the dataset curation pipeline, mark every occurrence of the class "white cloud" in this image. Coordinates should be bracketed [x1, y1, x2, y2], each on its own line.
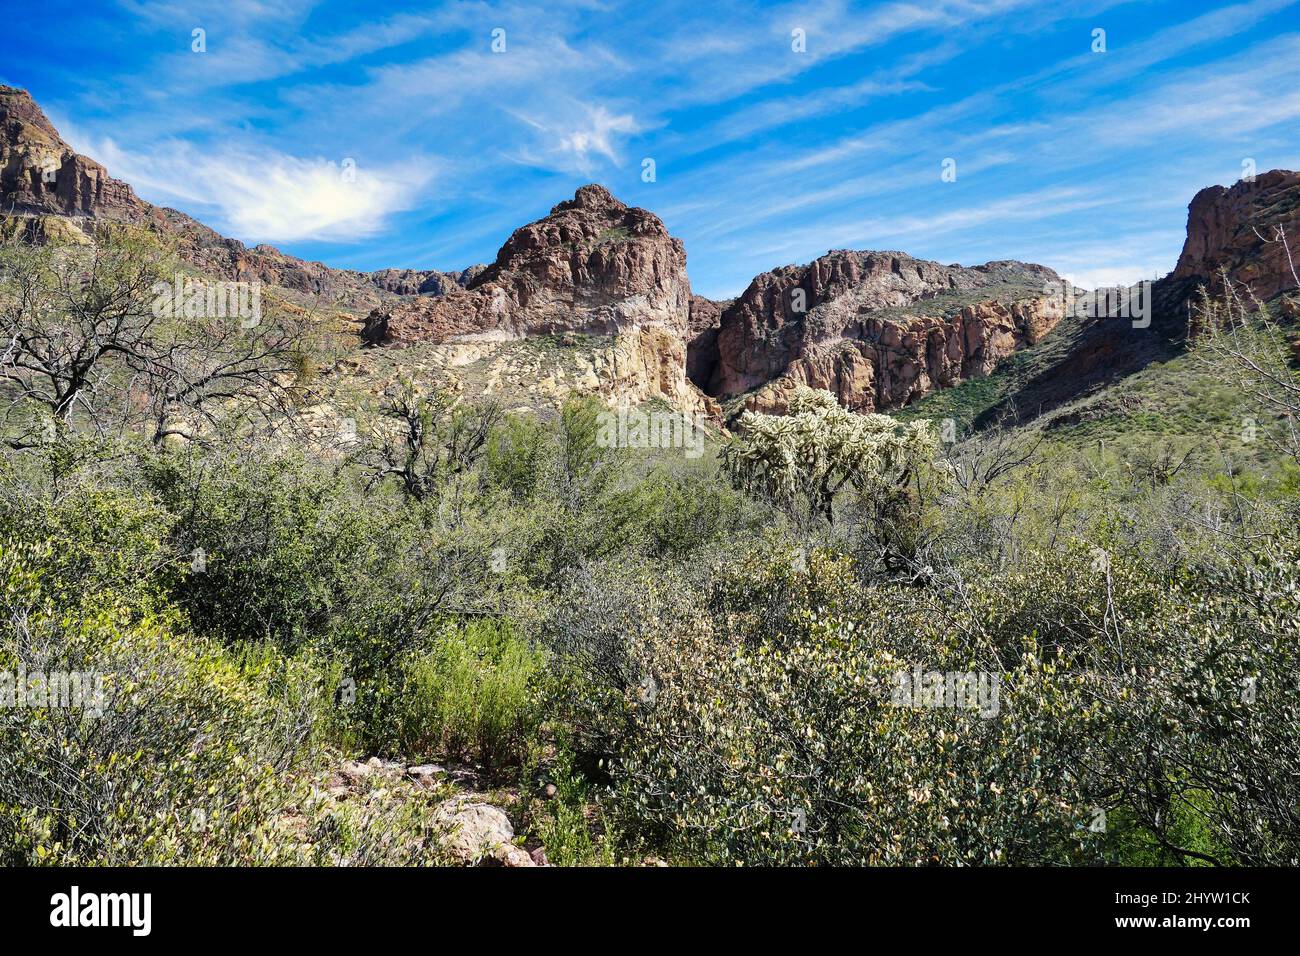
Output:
[510, 103, 641, 174]
[85, 135, 433, 243]
[556, 106, 639, 169]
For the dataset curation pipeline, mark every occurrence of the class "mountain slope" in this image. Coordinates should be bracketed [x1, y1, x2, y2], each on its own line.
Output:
[0, 84, 452, 311]
[694, 251, 1067, 417]
[5, 83, 1298, 430]
[899, 171, 1300, 434]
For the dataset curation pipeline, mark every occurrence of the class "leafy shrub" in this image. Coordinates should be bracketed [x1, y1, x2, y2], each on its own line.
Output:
[0, 539, 320, 865]
[143, 447, 380, 649]
[391, 619, 544, 767]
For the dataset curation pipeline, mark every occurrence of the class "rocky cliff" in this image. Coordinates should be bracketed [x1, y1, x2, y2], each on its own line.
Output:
[698, 251, 1064, 414]
[959, 170, 1300, 429]
[1173, 169, 1300, 302]
[0, 84, 143, 221]
[363, 184, 691, 344]
[361, 183, 715, 415]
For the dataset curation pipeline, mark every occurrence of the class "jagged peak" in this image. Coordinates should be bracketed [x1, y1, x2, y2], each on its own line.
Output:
[550, 183, 625, 215]
[1173, 168, 1300, 301]
[0, 84, 65, 144]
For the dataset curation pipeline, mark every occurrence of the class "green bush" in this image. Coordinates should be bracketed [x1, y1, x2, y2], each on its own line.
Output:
[0, 538, 318, 865]
[392, 619, 544, 767]
[143, 447, 380, 650]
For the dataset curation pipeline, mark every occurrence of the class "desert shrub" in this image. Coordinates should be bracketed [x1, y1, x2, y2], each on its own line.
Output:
[538, 552, 714, 771]
[630, 457, 767, 558]
[1088, 546, 1300, 865]
[0, 470, 464, 866]
[311, 479, 538, 751]
[143, 447, 380, 649]
[509, 399, 656, 589]
[0, 479, 174, 609]
[0, 538, 317, 865]
[603, 549, 1103, 865]
[485, 410, 552, 502]
[526, 746, 619, 866]
[390, 619, 545, 766]
[588, 517, 1300, 865]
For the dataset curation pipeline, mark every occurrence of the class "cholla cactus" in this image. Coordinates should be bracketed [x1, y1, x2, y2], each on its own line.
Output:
[723, 386, 940, 525]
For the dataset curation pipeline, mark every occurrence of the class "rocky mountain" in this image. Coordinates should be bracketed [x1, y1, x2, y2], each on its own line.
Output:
[691, 252, 1066, 415]
[915, 170, 1300, 431]
[362, 184, 691, 344]
[5, 83, 1298, 428]
[361, 183, 714, 415]
[1173, 169, 1300, 302]
[2, 84, 407, 311]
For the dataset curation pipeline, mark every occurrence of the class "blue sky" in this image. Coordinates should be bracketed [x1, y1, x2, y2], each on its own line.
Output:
[2, 0, 1298, 297]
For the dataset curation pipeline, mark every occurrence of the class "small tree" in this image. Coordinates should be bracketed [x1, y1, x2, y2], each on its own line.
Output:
[360, 380, 502, 500]
[0, 225, 307, 448]
[1191, 264, 1300, 464]
[723, 387, 941, 536]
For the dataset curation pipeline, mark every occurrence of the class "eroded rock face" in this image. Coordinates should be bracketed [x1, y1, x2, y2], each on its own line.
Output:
[686, 294, 725, 390]
[368, 265, 487, 297]
[1173, 169, 1300, 302]
[0, 87, 143, 221]
[743, 297, 1066, 415]
[709, 250, 1064, 413]
[364, 184, 691, 345]
[361, 184, 717, 415]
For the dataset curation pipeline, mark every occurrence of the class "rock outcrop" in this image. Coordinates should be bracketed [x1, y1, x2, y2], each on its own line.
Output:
[432, 796, 536, 867]
[0, 85, 143, 221]
[703, 251, 1064, 414]
[362, 183, 716, 416]
[967, 171, 1300, 429]
[1173, 169, 1300, 302]
[742, 296, 1066, 415]
[368, 265, 487, 297]
[363, 184, 691, 344]
[686, 294, 725, 389]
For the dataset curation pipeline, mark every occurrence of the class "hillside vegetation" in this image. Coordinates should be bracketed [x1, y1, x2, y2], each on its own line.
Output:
[2, 228, 1299, 867]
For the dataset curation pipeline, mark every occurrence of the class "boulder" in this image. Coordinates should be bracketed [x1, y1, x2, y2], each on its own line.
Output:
[433, 797, 536, 867]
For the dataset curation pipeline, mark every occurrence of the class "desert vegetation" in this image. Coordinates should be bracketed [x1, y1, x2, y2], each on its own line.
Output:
[2, 228, 1299, 867]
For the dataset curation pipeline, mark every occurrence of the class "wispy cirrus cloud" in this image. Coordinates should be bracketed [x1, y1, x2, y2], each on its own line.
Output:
[5, 0, 1297, 296]
[510, 103, 642, 173]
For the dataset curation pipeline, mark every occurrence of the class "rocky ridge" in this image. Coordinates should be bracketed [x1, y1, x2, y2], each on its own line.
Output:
[6, 83, 1299, 425]
[1173, 169, 1300, 302]
[361, 183, 716, 416]
[2, 84, 420, 311]
[696, 251, 1066, 414]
